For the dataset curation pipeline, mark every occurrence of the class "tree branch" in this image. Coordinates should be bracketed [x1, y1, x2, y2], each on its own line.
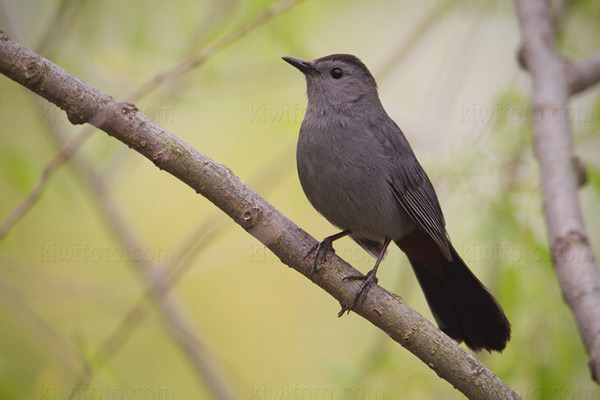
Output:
[0, 0, 303, 240]
[0, 277, 83, 372]
[0, 31, 520, 400]
[566, 52, 600, 95]
[515, 0, 600, 383]
[40, 121, 239, 400]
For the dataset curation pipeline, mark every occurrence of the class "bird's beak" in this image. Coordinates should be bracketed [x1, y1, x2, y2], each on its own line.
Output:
[282, 56, 318, 75]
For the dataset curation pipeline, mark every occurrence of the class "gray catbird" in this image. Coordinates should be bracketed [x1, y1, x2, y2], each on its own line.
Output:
[282, 54, 510, 352]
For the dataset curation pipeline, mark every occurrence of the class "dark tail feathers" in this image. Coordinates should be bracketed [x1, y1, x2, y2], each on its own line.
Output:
[407, 245, 511, 352]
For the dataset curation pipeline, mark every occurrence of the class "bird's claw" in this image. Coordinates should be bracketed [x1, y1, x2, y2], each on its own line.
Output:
[338, 270, 379, 316]
[304, 238, 335, 280]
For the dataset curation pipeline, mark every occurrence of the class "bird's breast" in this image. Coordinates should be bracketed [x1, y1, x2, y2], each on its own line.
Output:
[296, 119, 414, 241]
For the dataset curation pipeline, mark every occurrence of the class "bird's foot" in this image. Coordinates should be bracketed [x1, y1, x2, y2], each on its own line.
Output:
[304, 237, 336, 279]
[304, 230, 351, 280]
[338, 270, 379, 317]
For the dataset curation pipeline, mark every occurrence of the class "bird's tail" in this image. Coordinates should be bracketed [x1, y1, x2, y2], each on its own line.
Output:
[406, 244, 511, 352]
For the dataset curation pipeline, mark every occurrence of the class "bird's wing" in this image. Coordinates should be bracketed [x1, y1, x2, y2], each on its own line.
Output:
[378, 120, 452, 261]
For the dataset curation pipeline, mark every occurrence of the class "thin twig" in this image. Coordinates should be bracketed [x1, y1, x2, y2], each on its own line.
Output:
[37, 121, 240, 400]
[516, 0, 600, 383]
[566, 52, 600, 95]
[551, 0, 574, 32]
[71, 139, 296, 394]
[0, 278, 83, 372]
[376, 0, 461, 81]
[34, 0, 85, 56]
[0, 0, 304, 240]
[124, 0, 304, 102]
[0, 130, 92, 238]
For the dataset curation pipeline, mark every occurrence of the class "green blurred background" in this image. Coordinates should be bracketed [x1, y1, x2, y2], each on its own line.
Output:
[1, 0, 600, 399]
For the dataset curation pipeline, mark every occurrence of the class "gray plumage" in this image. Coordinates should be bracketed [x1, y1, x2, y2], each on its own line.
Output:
[292, 54, 450, 258]
[283, 54, 510, 352]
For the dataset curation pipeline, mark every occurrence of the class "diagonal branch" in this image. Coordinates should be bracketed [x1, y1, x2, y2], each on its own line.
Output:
[0, 0, 303, 240]
[515, 0, 600, 383]
[0, 30, 520, 400]
[40, 121, 239, 400]
[566, 52, 600, 95]
[0, 277, 83, 372]
[0, 129, 92, 239]
[125, 0, 303, 101]
[34, 0, 85, 56]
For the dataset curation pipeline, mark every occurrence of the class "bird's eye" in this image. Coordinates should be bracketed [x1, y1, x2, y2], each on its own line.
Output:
[330, 68, 343, 79]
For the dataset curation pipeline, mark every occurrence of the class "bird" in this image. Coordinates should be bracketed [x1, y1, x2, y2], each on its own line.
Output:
[282, 54, 511, 352]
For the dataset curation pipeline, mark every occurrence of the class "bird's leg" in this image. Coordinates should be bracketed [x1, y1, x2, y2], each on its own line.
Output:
[305, 230, 351, 279]
[339, 238, 392, 316]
